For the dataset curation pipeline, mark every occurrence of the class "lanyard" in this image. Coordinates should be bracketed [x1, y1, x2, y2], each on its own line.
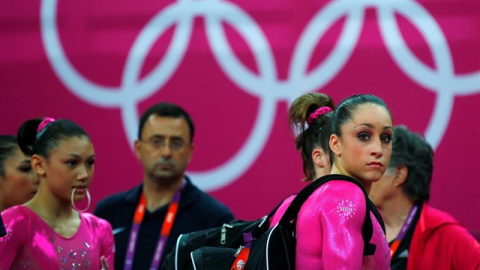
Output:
[124, 180, 186, 270]
[230, 233, 253, 270]
[389, 204, 418, 259]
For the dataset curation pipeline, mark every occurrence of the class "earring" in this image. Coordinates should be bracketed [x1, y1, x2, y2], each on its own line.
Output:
[71, 187, 91, 213]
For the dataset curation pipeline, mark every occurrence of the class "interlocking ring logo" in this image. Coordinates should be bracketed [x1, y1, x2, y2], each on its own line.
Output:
[40, 0, 480, 191]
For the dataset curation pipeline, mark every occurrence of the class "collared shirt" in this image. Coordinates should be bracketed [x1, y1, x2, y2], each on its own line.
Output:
[94, 176, 235, 270]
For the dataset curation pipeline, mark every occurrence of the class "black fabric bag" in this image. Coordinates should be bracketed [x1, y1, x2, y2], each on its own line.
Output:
[162, 174, 385, 270]
[162, 210, 273, 270]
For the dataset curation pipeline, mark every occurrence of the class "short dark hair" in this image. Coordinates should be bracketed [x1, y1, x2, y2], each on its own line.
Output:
[389, 125, 433, 203]
[138, 103, 195, 143]
[0, 135, 18, 177]
[17, 118, 89, 158]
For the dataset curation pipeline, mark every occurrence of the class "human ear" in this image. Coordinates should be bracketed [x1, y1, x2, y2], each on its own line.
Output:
[0, 175, 4, 190]
[393, 165, 408, 187]
[329, 134, 341, 157]
[134, 140, 142, 160]
[312, 147, 326, 168]
[186, 142, 194, 163]
[31, 155, 46, 176]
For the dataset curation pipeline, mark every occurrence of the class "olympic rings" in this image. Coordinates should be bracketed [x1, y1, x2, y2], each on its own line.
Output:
[40, 0, 480, 191]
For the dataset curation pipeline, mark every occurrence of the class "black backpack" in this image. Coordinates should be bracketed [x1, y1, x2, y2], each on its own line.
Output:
[161, 174, 385, 270]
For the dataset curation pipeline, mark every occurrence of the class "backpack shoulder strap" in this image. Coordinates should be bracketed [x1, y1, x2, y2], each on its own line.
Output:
[368, 199, 385, 233]
[362, 198, 386, 256]
[278, 174, 382, 256]
[278, 174, 361, 224]
[267, 193, 295, 219]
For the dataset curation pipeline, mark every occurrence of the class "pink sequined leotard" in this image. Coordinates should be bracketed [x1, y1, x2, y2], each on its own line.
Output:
[271, 180, 390, 270]
[0, 205, 115, 270]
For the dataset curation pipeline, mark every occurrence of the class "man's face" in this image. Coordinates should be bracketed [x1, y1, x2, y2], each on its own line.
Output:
[135, 115, 193, 184]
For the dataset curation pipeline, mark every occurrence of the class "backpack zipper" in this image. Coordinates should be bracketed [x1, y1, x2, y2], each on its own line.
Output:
[220, 223, 233, 244]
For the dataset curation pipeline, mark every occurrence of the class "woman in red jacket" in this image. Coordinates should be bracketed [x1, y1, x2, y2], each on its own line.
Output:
[370, 125, 480, 269]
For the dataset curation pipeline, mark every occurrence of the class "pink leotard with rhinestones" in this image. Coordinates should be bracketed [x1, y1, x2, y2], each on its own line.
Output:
[270, 180, 390, 270]
[1, 205, 115, 270]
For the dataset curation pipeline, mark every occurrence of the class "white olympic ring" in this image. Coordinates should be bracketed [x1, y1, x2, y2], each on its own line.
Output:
[40, 0, 480, 191]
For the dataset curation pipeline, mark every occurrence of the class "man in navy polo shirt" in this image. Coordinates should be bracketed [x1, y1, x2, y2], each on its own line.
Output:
[95, 103, 234, 270]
